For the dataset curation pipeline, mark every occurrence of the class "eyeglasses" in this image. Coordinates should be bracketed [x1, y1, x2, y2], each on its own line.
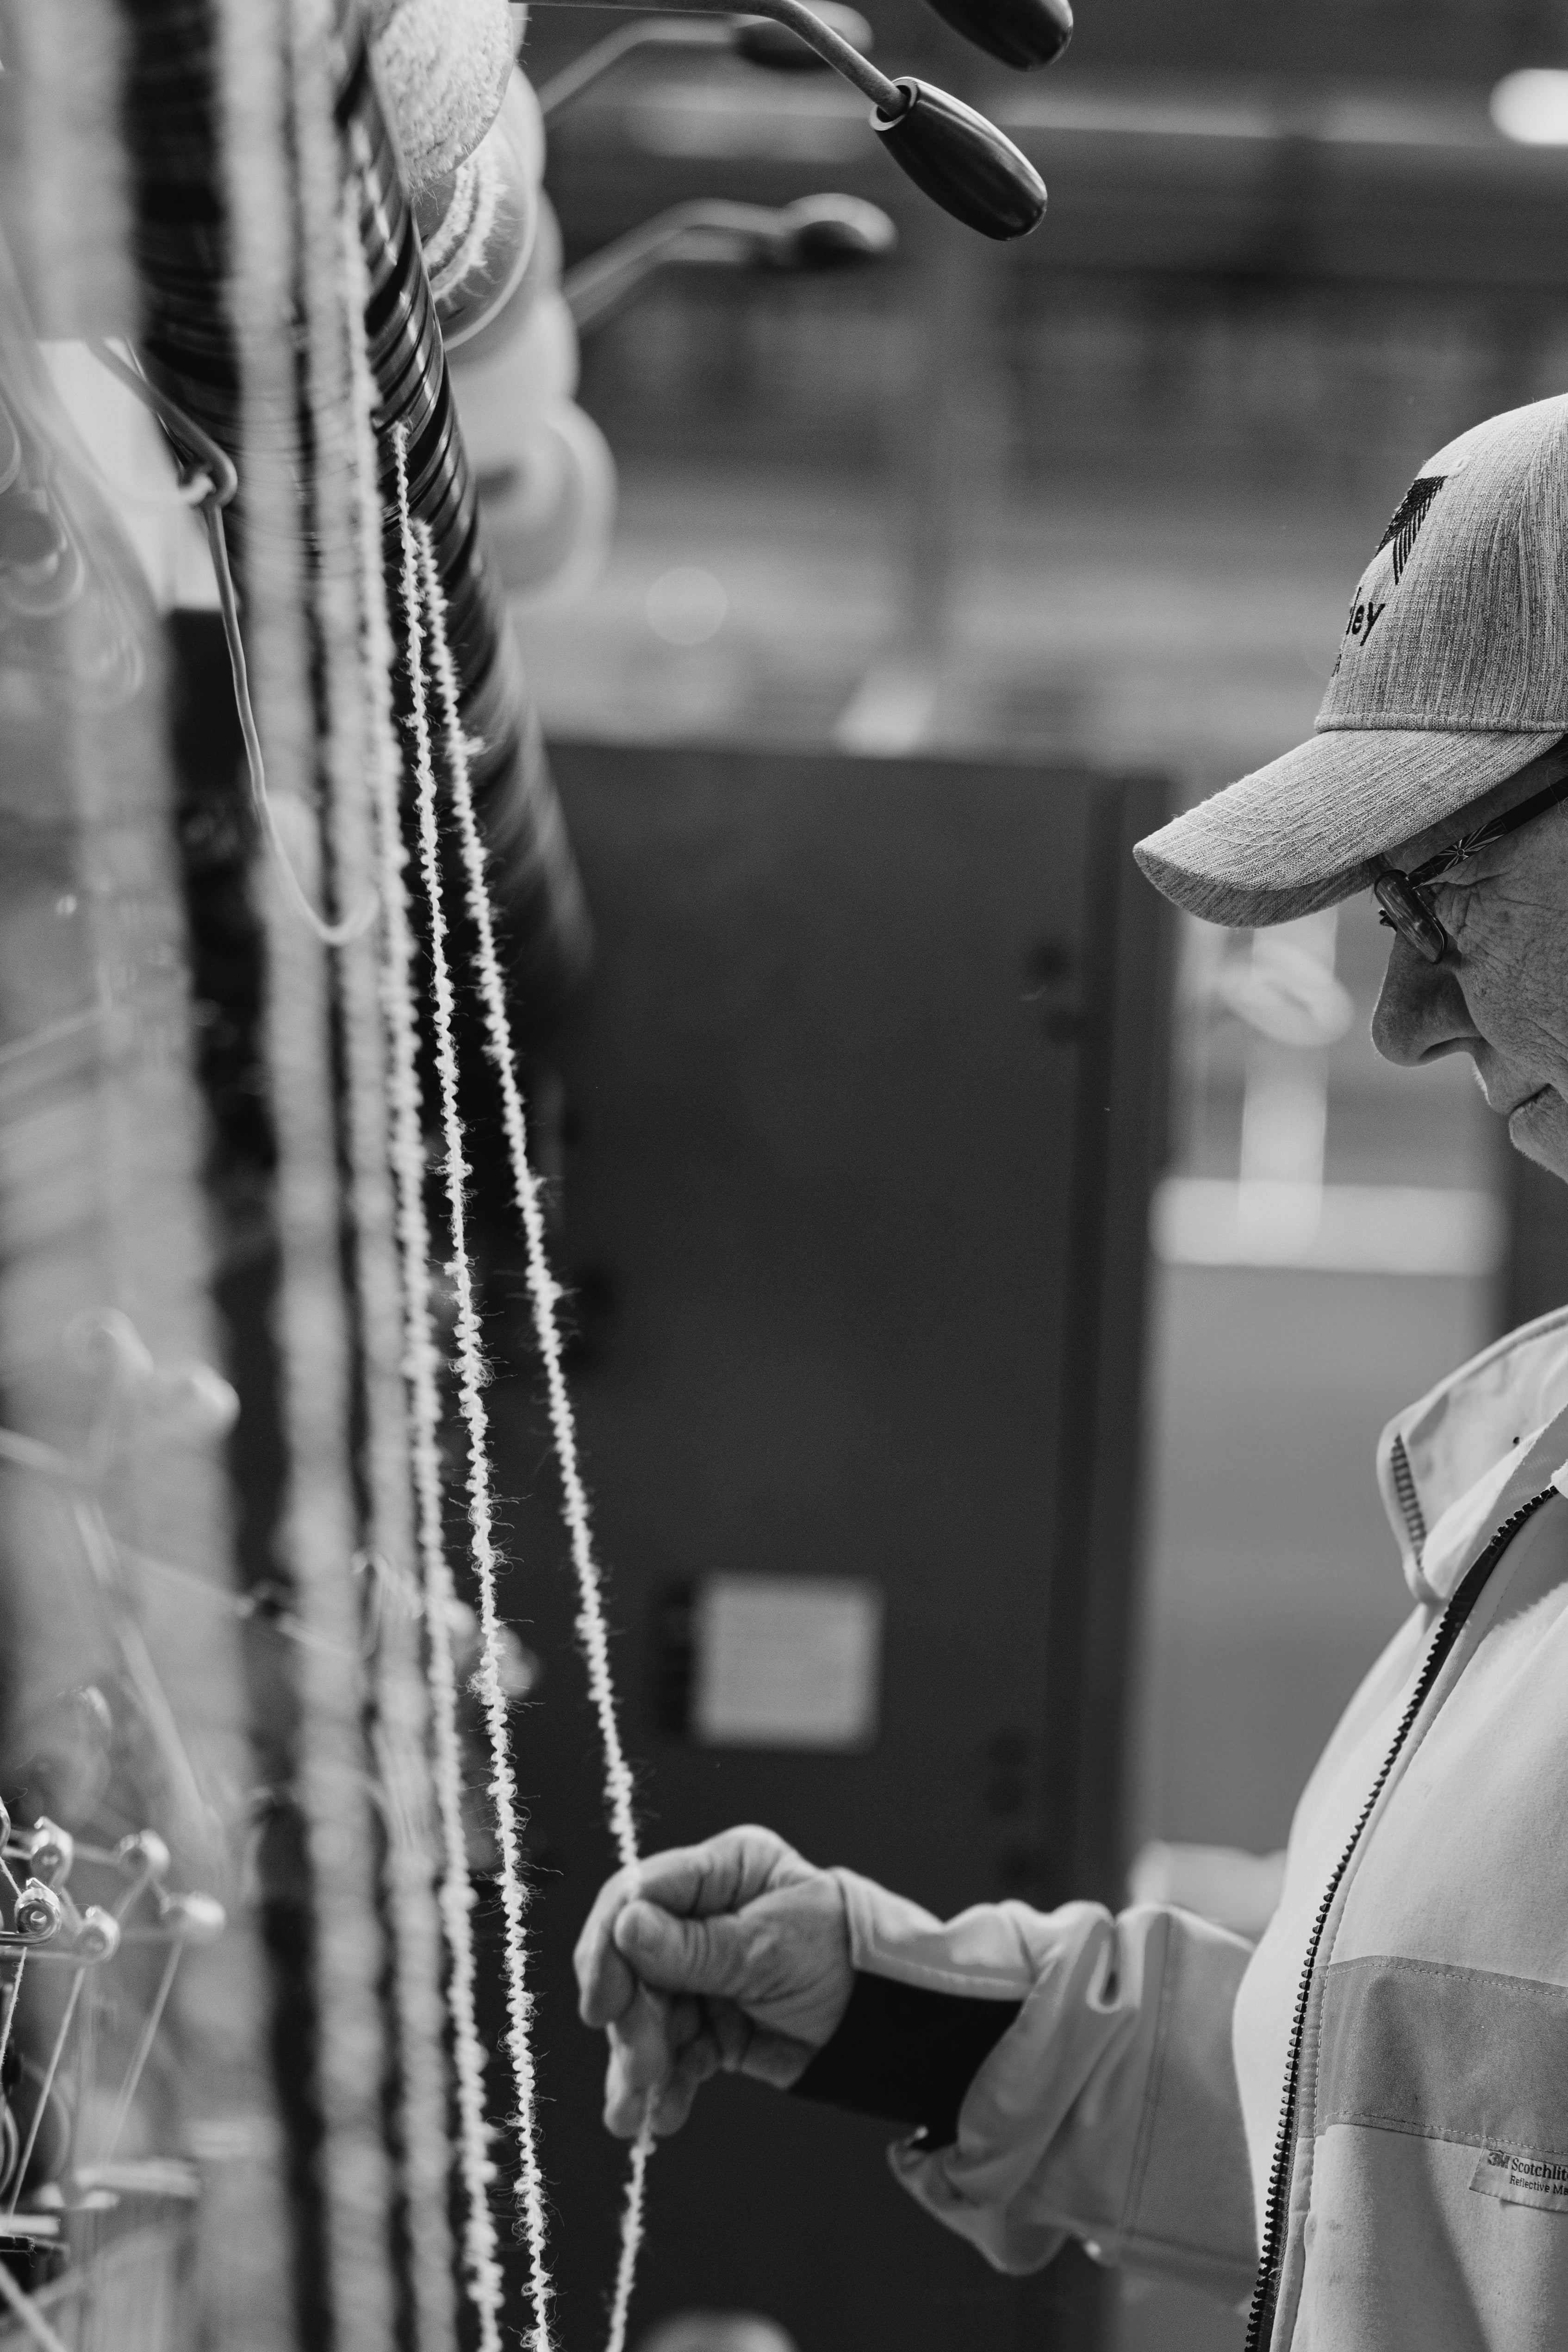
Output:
[1373, 763, 1568, 964]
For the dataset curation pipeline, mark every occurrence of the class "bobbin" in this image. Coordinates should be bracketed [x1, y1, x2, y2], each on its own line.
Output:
[0, 1885, 62, 1951]
[122, 0, 591, 1007]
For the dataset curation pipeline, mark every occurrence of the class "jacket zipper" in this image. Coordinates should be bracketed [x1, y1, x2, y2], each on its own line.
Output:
[1388, 1431, 1428, 1555]
[1242, 1483, 1557, 2352]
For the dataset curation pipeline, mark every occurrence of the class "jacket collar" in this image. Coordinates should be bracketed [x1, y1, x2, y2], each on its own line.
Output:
[1378, 1305, 1568, 1605]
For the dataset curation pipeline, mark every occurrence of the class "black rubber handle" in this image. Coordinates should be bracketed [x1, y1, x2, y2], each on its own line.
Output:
[920, 0, 1071, 70]
[872, 81, 1047, 240]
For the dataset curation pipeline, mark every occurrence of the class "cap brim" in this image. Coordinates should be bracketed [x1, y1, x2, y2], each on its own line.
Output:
[1134, 727, 1564, 928]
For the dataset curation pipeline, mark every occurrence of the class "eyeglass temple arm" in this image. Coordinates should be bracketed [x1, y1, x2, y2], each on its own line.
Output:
[1407, 757, 1568, 883]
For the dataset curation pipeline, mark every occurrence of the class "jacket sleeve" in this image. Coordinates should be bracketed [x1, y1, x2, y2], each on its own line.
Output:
[832, 1867, 1260, 2303]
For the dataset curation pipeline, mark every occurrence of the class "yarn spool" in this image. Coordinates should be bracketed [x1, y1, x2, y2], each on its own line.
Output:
[492, 404, 617, 608]
[420, 72, 546, 353]
[442, 124, 620, 606]
[453, 288, 579, 452]
[449, 185, 564, 370]
[125, 0, 589, 1005]
[344, 25, 589, 997]
[368, 0, 516, 191]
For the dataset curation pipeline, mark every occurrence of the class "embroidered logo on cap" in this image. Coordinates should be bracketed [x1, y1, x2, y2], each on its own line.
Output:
[1377, 473, 1448, 585]
[1332, 472, 1450, 672]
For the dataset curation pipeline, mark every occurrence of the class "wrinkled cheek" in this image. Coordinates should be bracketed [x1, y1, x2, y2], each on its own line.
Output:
[1467, 927, 1568, 1076]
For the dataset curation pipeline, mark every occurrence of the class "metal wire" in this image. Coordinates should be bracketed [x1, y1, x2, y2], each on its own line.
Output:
[5, 1969, 85, 2217]
[97, 1945, 181, 2166]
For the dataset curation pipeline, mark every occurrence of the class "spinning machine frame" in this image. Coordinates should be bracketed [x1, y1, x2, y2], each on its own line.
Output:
[0, 0, 1079, 2342]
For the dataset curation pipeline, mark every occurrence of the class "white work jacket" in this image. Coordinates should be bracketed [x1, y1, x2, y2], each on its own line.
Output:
[834, 1304, 1568, 2349]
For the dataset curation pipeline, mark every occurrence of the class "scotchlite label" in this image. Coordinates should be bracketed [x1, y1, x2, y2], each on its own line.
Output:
[1470, 2147, 1568, 2213]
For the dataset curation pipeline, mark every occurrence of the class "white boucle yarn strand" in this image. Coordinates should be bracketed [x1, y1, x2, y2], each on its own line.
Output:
[332, 209, 458, 2352]
[371, 412, 506, 2348]
[410, 523, 639, 1869]
[409, 518, 654, 2352]
[393, 432, 555, 2352]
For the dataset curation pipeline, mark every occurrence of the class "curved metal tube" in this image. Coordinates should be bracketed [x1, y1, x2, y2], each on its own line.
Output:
[539, 3, 877, 120]
[563, 195, 895, 332]
[530, 0, 907, 114]
[539, 18, 734, 122]
[565, 201, 793, 331]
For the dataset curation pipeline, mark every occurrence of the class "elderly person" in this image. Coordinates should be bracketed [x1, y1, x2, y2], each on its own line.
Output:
[575, 394, 1568, 2352]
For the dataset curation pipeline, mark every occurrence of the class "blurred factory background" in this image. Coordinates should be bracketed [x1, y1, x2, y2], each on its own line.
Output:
[494, 5, 1568, 2349]
[13, 2, 1568, 2346]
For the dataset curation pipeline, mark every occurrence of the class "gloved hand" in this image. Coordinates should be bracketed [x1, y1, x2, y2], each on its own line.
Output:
[574, 1824, 853, 2138]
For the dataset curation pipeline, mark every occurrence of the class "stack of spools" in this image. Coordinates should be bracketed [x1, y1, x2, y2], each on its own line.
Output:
[372, 0, 614, 609]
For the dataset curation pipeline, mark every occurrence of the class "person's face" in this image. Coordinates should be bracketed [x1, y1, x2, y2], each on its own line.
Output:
[1372, 739, 1568, 1181]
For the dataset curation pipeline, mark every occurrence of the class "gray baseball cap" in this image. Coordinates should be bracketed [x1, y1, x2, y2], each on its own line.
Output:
[1134, 395, 1568, 927]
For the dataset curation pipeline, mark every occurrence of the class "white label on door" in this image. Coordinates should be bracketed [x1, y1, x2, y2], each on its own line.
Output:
[691, 1574, 884, 1750]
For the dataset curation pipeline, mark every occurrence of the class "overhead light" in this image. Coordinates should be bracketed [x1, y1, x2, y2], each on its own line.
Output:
[1490, 68, 1568, 145]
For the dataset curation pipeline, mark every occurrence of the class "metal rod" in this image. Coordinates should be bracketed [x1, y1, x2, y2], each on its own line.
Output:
[0, 2263, 72, 2352]
[0, 1010, 105, 1079]
[84, 342, 237, 507]
[0, 1961, 24, 2081]
[68, 1985, 95, 2178]
[0, 1431, 73, 1484]
[529, 0, 904, 111]
[70, 1501, 211, 1853]
[539, 18, 732, 120]
[564, 201, 789, 331]
[201, 497, 377, 945]
[5, 1970, 84, 2217]
[113, 1540, 360, 1663]
[76, 356, 363, 938]
[96, 1945, 180, 2167]
[124, 0, 592, 1007]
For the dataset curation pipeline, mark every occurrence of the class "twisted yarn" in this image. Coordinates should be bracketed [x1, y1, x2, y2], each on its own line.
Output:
[331, 214, 458, 2352]
[408, 524, 640, 1871]
[394, 431, 555, 2352]
[218, 6, 397, 2346]
[369, 408, 508, 2347]
[409, 513, 654, 2352]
